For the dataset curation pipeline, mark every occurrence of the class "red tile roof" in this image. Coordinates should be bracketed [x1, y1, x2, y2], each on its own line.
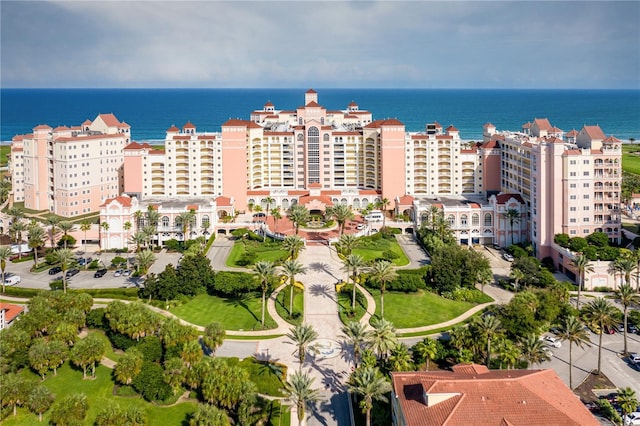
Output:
[215, 196, 232, 207]
[0, 303, 24, 323]
[522, 122, 532, 129]
[186, 204, 198, 211]
[183, 121, 196, 129]
[482, 140, 500, 149]
[33, 124, 52, 130]
[483, 122, 494, 128]
[392, 365, 598, 426]
[97, 113, 124, 127]
[583, 125, 606, 140]
[446, 125, 459, 132]
[306, 101, 321, 107]
[397, 195, 414, 205]
[566, 129, 578, 137]
[604, 135, 621, 143]
[308, 183, 322, 188]
[53, 126, 71, 132]
[12, 135, 24, 141]
[494, 193, 525, 204]
[82, 119, 92, 126]
[306, 88, 317, 94]
[222, 119, 251, 127]
[549, 126, 563, 133]
[533, 118, 552, 131]
[167, 125, 180, 132]
[264, 101, 274, 107]
[298, 194, 334, 206]
[124, 141, 153, 150]
[100, 196, 132, 208]
[348, 101, 358, 107]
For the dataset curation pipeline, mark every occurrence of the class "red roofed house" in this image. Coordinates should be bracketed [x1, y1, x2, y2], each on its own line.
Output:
[0, 303, 25, 330]
[391, 365, 598, 426]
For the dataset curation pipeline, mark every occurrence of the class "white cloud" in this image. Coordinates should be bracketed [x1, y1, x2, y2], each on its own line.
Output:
[1, 0, 638, 88]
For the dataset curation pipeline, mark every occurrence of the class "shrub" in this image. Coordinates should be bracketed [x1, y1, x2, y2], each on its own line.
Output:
[554, 233, 570, 248]
[86, 308, 108, 330]
[213, 271, 259, 296]
[380, 250, 399, 261]
[57, 235, 77, 248]
[108, 331, 137, 351]
[50, 280, 64, 291]
[111, 256, 127, 267]
[164, 239, 182, 252]
[135, 335, 163, 363]
[132, 362, 172, 402]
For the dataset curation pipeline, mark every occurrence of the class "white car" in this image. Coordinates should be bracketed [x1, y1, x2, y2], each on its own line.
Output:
[629, 352, 640, 364]
[114, 269, 123, 277]
[542, 346, 553, 358]
[502, 252, 514, 262]
[4, 275, 21, 286]
[625, 412, 640, 426]
[356, 224, 365, 230]
[543, 336, 562, 348]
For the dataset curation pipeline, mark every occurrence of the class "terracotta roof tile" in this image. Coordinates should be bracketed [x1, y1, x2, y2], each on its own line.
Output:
[397, 195, 414, 205]
[306, 88, 317, 93]
[495, 193, 525, 204]
[97, 113, 123, 127]
[101, 196, 132, 208]
[583, 125, 606, 140]
[33, 124, 52, 130]
[446, 125, 459, 132]
[167, 125, 180, 132]
[183, 121, 196, 129]
[215, 196, 232, 207]
[0, 303, 24, 323]
[533, 118, 552, 131]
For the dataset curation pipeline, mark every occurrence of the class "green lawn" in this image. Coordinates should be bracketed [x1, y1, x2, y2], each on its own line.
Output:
[89, 329, 121, 362]
[0, 144, 10, 167]
[274, 285, 304, 325]
[226, 240, 289, 267]
[368, 289, 477, 329]
[7, 362, 196, 425]
[223, 357, 287, 397]
[337, 285, 368, 324]
[352, 237, 410, 266]
[622, 144, 640, 175]
[170, 293, 277, 331]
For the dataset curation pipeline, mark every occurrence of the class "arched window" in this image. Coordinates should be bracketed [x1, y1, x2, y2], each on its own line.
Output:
[472, 213, 480, 226]
[353, 198, 361, 208]
[323, 134, 330, 141]
[202, 215, 209, 226]
[297, 133, 303, 141]
[161, 216, 170, 227]
[341, 198, 348, 205]
[448, 215, 455, 226]
[484, 213, 492, 226]
[282, 199, 290, 209]
[460, 214, 468, 226]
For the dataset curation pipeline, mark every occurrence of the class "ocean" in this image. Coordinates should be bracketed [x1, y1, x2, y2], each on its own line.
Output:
[1, 88, 639, 143]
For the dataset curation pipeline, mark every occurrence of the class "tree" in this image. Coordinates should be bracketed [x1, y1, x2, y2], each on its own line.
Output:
[347, 366, 392, 426]
[8, 220, 26, 259]
[58, 221, 76, 249]
[376, 197, 390, 227]
[281, 259, 306, 318]
[502, 208, 520, 246]
[389, 343, 413, 371]
[26, 385, 54, 422]
[617, 283, 640, 354]
[135, 249, 156, 274]
[282, 235, 305, 259]
[49, 393, 88, 425]
[79, 220, 92, 260]
[145, 207, 161, 247]
[556, 315, 590, 388]
[0, 245, 13, 294]
[475, 315, 503, 367]
[0, 373, 32, 417]
[70, 333, 106, 378]
[52, 248, 76, 293]
[336, 234, 361, 256]
[100, 221, 110, 256]
[181, 340, 203, 369]
[253, 260, 276, 327]
[510, 267, 526, 293]
[370, 260, 397, 319]
[571, 253, 594, 309]
[95, 402, 147, 426]
[343, 254, 367, 310]
[412, 338, 438, 371]
[176, 210, 196, 244]
[327, 203, 355, 235]
[27, 223, 46, 265]
[583, 297, 618, 374]
[271, 207, 282, 234]
[618, 387, 639, 421]
[203, 321, 226, 355]
[129, 231, 147, 253]
[366, 317, 398, 360]
[286, 323, 318, 370]
[341, 320, 368, 368]
[189, 403, 231, 426]
[519, 334, 550, 369]
[133, 210, 145, 232]
[263, 196, 274, 241]
[283, 371, 319, 426]
[159, 317, 198, 351]
[114, 348, 143, 385]
[288, 204, 310, 235]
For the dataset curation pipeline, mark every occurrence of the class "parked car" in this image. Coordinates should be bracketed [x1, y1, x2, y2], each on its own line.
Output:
[603, 325, 616, 334]
[4, 275, 21, 286]
[543, 335, 562, 348]
[629, 324, 639, 334]
[356, 224, 365, 230]
[502, 252, 514, 262]
[542, 346, 554, 358]
[617, 323, 626, 333]
[49, 266, 62, 275]
[123, 269, 132, 277]
[77, 257, 93, 266]
[114, 269, 123, 277]
[94, 268, 107, 278]
[371, 228, 379, 233]
[65, 268, 80, 278]
[624, 412, 640, 426]
[629, 353, 640, 364]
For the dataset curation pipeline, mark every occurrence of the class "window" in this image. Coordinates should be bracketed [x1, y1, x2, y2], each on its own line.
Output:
[570, 207, 577, 211]
[447, 215, 455, 226]
[484, 213, 492, 226]
[460, 214, 468, 226]
[162, 216, 170, 227]
[583, 183, 589, 188]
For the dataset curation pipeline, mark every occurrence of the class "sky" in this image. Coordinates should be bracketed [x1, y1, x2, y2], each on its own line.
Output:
[1, 0, 639, 89]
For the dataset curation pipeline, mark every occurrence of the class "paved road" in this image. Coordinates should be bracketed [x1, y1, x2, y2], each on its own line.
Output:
[206, 235, 236, 272]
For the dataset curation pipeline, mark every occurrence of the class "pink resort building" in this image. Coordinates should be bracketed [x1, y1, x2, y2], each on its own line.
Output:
[8, 90, 623, 288]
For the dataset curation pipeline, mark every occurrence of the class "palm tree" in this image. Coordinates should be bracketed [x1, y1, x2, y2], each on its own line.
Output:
[145, 206, 160, 245]
[26, 385, 54, 422]
[583, 298, 617, 374]
[52, 248, 76, 293]
[634, 248, 640, 291]
[502, 208, 520, 246]
[58, 221, 76, 249]
[253, 260, 275, 327]
[79, 220, 92, 258]
[100, 221, 110, 257]
[27, 223, 45, 265]
[129, 231, 146, 253]
[370, 260, 397, 319]
[389, 343, 413, 371]
[286, 323, 318, 370]
[572, 253, 594, 309]
[176, 211, 195, 244]
[282, 235, 305, 259]
[336, 233, 361, 256]
[45, 216, 60, 249]
[342, 254, 367, 310]
[412, 337, 438, 371]
[0, 245, 13, 294]
[263, 196, 274, 241]
[142, 225, 156, 249]
[376, 198, 390, 228]
[133, 210, 144, 233]
[202, 322, 226, 356]
[7, 206, 24, 223]
[556, 315, 590, 388]
[618, 387, 639, 421]
[475, 315, 503, 367]
[341, 321, 368, 368]
[8, 221, 26, 259]
[280, 259, 306, 318]
[347, 366, 392, 426]
[519, 334, 550, 369]
[123, 221, 132, 251]
[366, 317, 398, 360]
[135, 249, 155, 275]
[283, 371, 319, 426]
[510, 267, 525, 293]
[327, 203, 355, 235]
[613, 255, 636, 291]
[271, 207, 282, 234]
[288, 204, 310, 235]
[495, 338, 521, 370]
[616, 283, 639, 355]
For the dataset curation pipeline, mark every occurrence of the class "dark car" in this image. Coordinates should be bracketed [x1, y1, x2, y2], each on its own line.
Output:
[629, 324, 639, 334]
[49, 266, 62, 275]
[77, 257, 93, 266]
[65, 268, 80, 278]
[94, 268, 107, 278]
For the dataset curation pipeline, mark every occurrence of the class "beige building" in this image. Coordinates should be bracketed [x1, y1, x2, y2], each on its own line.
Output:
[10, 114, 129, 217]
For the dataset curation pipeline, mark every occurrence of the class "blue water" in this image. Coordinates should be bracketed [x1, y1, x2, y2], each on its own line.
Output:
[1, 88, 639, 142]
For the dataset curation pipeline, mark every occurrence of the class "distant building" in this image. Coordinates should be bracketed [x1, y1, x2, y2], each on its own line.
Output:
[0, 303, 24, 329]
[391, 364, 598, 426]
